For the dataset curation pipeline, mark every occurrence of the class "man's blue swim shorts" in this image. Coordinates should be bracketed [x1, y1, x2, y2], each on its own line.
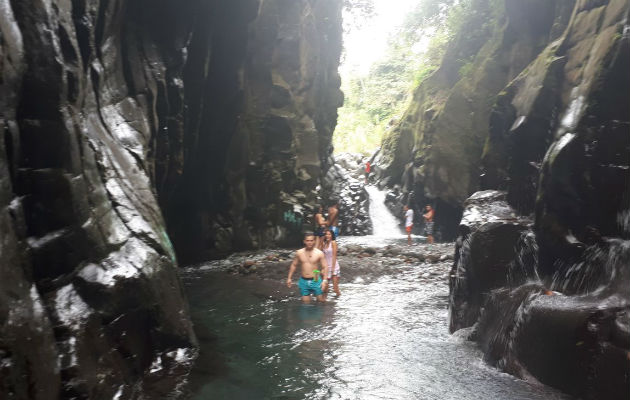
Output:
[298, 277, 323, 296]
[331, 226, 340, 237]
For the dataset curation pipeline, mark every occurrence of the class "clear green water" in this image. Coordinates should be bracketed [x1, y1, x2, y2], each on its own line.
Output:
[182, 262, 571, 400]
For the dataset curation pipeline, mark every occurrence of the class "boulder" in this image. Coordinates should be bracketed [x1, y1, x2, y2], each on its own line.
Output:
[321, 154, 372, 235]
[449, 190, 532, 333]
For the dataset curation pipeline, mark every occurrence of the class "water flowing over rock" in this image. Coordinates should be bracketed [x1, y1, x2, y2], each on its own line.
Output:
[378, 2, 629, 394]
[447, 2, 630, 397]
[450, 195, 629, 399]
[449, 190, 532, 332]
[0, 0, 342, 397]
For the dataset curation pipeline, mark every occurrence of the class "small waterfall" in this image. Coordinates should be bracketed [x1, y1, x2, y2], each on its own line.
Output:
[507, 231, 541, 287]
[618, 209, 630, 236]
[551, 237, 630, 296]
[364, 185, 402, 237]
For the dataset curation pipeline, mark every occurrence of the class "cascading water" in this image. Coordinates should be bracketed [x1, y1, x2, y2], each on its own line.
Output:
[452, 192, 630, 398]
[551, 237, 630, 296]
[364, 185, 402, 237]
[338, 185, 410, 247]
[507, 230, 541, 287]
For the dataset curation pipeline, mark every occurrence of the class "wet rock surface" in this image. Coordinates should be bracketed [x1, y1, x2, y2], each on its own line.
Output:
[1, 0, 201, 397]
[450, 191, 630, 399]
[371, 1, 630, 396]
[1, 0, 628, 398]
[449, 190, 532, 332]
[166, 0, 343, 261]
[0, 0, 342, 398]
[448, 3, 630, 398]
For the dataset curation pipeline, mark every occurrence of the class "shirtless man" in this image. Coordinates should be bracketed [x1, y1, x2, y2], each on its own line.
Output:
[327, 201, 339, 238]
[423, 204, 435, 244]
[287, 232, 329, 303]
[314, 206, 327, 248]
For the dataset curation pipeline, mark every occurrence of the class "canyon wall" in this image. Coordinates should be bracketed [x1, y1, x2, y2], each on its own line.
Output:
[445, 0, 629, 398]
[0, 0, 342, 397]
[163, 0, 343, 262]
[377, 0, 575, 239]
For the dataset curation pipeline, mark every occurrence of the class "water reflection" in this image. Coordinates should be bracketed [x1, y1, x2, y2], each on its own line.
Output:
[183, 265, 571, 400]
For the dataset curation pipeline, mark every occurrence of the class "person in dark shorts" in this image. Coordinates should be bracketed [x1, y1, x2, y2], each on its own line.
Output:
[423, 205, 435, 244]
[313, 205, 327, 248]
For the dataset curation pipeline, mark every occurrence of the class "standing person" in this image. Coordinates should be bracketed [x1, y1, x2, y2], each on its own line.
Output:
[313, 205, 327, 248]
[404, 205, 414, 245]
[327, 200, 340, 238]
[365, 161, 371, 184]
[287, 232, 329, 303]
[320, 228, 341, 297]
[423, 205, 435, 244]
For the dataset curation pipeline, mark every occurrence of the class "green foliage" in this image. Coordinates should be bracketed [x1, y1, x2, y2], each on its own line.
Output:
[343, 0, 376, 33]
[335, 0, 488, 154]
[445, 0, 471, 38]
[400, 0, 456, 44]
[334, 37, 419, 154]
[413, 64, 437, 88]
[458, 58, 474, 78]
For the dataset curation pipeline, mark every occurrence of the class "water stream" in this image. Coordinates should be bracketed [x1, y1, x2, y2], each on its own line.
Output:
[365, 185, 402, 237]
[183, 266, 570, 399]
[341, 184, 424, 247]
[182, 186, 571, 399]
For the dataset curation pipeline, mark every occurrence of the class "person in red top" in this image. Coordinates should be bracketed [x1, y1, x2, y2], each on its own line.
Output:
[365, 161, 371, 184]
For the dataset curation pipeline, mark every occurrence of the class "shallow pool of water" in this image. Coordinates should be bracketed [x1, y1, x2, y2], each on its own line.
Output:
[182, 260, 571, 399]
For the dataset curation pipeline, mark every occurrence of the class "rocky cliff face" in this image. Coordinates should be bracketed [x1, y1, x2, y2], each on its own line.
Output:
[377, 0, 575, 240]
[163, 0, 343, 263]
[446, 1, 629, 398]
[0, 0, 342, 397]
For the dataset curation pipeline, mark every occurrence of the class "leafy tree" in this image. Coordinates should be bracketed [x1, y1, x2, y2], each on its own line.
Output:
[342, 0, 375, 33]
[334, 1, 461, 154]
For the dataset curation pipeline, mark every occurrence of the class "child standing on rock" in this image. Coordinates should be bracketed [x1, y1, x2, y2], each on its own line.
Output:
[404, 205, 414, 245]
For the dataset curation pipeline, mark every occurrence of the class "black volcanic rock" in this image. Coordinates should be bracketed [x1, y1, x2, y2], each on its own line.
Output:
[1, 0, 200, 397]
[447, 4, 630, 396]
[164, 0, 344, 262]
[0, 0, 343, 397]
[448, 190, 531, 333]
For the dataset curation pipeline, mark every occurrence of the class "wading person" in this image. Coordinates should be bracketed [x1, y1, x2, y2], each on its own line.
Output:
[313, 205, 328, 248]
[320, 228, 341, 297]
[423, 204, 435, 244]
[365, 161, 371, 184]
[404, 205, 414, 245]
[287, 232, 329, 303]
[328, 200, 340, 238]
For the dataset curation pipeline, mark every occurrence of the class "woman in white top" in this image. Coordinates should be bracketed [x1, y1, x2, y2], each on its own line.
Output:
[320, 228, 341, 297]
[404, 205, 414, 245]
